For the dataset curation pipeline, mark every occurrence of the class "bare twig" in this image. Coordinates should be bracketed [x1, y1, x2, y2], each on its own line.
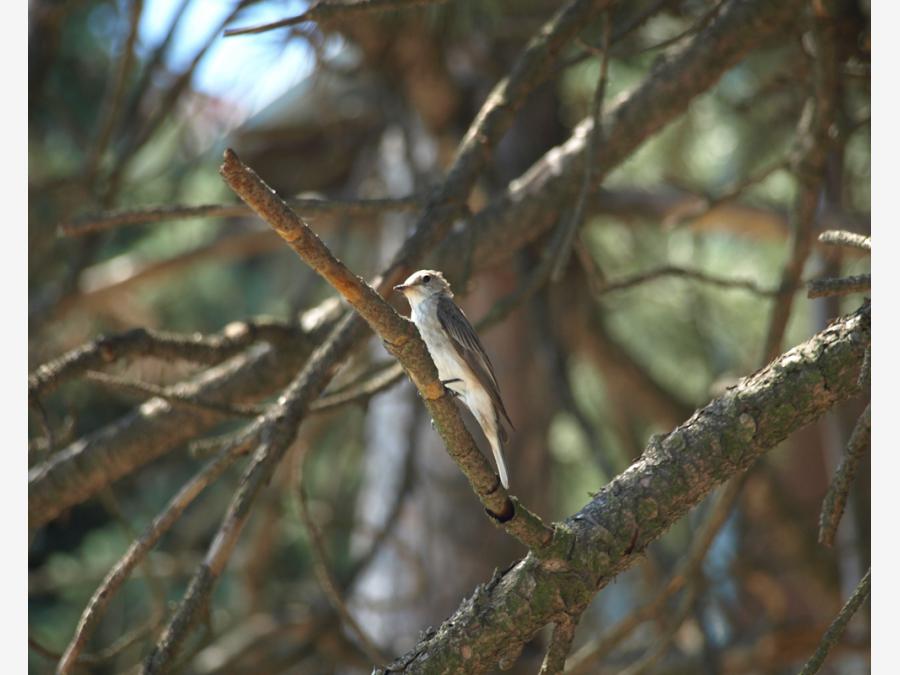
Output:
[294, 455, 389, 666]
[59, 195, 423, 237]
[818, 403, 870, 547]
[662, 159, 789, 230]
[84, 370, 264, 419]
[807, 273, 870, 299]
[225, 0, 448, 37]
[57, 432, 256, 674]
[797, 568, 871, 675]
[85, 0, 144, 180]
[550, 11, 611, 282]
[540, 614, 582, 675]
[310, 362, 404, 414]
[29, 318, 305, 401]
[617, 581, 701, 675]
[760, 4, 839, 363]
[594, 265, 777, 297]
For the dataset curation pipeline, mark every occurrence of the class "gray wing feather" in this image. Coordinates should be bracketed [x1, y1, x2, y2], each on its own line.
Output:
[436, 296, 514, 435]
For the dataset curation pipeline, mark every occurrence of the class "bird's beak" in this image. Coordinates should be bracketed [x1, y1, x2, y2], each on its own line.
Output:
[393, 283, 408, 293]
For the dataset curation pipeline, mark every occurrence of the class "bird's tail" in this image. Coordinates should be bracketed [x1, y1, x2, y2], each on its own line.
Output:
[488, 434, 509, 489]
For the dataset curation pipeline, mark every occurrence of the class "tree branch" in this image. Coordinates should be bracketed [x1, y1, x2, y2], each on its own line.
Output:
[376, 303, 868, 673]
[57, 432, 257, 674]
[59, 195, 423, 237]
[539, 613, 582, 675]
[761, 2, 840, 362]
[818, 402, 870, 547]
[807, 273, 870, 299]
[224, 0, 449, 37]
[797, 568, 871, 675]
[438, 0, 808, 285]
[220, 148, 554, 548]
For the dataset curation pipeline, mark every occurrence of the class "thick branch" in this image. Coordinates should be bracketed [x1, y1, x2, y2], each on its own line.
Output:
[378, 304, 868, 673]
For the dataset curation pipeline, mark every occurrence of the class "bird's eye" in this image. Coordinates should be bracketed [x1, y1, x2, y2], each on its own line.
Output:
[422, 274, 432, 284]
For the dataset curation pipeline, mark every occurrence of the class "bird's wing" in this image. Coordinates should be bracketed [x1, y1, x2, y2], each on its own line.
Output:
[436, 295, 514, 435]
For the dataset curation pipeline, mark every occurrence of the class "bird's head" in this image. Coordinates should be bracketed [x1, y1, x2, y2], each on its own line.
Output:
[393, 269, 453, 305]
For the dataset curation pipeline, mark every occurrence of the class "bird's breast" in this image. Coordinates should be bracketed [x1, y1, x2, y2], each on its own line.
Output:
[412, 300, 470, 390]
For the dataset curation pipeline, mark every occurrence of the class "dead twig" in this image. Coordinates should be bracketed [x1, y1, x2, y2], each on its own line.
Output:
[225, 0, 449, 37]
[797, 568, 871, 675]
[818, 403, 870, 547]
[293, 453, 390, 665]
[59, 195, 423, 237]
[57, 432, 257, 674]
[539, 613, 582, 675]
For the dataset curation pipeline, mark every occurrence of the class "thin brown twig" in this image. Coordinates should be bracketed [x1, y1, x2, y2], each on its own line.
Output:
[807, 273, 870, 299]
[595, 265, 778, 297]
[617, 580, 702, 675]
[59, 195, 423, 237]
[225, 0, 448, 37]
[310, 362, 405, 414]
[85, 0, 145, 180]
[818, 403, 870, 547]
[797, 568, 871, 675]
[85, 370, 264, 419]
[760, 4, 839, 364]
[550, 11, 611, 282]
[57, 431, 257, 674]
[293, 452, 390, 666]
[540, 613, 582, 675]
[662, 160, 789, 230]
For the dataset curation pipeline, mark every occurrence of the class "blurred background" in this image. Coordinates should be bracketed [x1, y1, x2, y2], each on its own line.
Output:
[28, 0, 870, 673]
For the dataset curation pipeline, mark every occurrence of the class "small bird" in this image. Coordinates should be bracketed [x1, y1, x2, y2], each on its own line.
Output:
[394, 270, 514, 489]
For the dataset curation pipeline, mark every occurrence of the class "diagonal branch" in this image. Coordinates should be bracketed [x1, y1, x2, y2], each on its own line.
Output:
[376, 303, 868, 673]
[760, 2, 840, 363]
[818, 402, 870, 547]
[220, 149, 554, 548]
[225, 0, 449, 37]
[797, 568, 871, 675]
[57, 432, 257, 674]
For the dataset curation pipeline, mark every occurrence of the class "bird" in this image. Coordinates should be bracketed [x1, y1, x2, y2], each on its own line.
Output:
[393, 270, 514, 489]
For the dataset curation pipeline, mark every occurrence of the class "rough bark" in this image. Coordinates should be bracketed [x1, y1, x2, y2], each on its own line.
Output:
[378, 303, 869, 673]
